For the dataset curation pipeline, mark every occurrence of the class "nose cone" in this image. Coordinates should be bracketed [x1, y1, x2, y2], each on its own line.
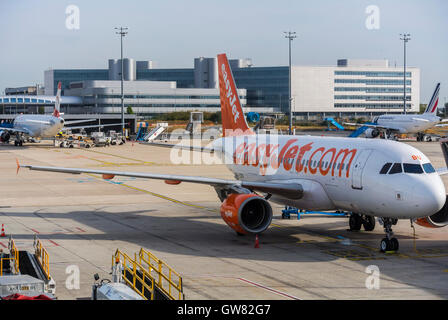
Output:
[411, 175, 446, 217]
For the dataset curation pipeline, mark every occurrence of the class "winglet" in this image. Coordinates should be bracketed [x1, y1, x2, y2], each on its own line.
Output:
[16, 158, 20, 175]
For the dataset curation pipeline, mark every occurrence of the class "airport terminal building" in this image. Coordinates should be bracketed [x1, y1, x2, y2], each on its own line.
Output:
[2, 56, 419, 119]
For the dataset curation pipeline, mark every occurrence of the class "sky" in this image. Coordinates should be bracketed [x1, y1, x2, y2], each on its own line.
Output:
[0, 0, 447, 104]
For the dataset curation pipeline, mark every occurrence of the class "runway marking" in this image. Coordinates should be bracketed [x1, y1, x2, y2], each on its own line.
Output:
[237, 277, 301, 300]
[48, 240, 60, 247]
[30, 228, 40, 234]
[81, 148, 151, 164]
[0, 242, 7, 248]
[85, 173, 217, 212]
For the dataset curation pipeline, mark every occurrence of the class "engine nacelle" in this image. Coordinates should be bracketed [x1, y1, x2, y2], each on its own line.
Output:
[220, 193, 273, 234]
[0, 130, 10, 142]
[416, 195, 448, 228]
[364, 128, 380, 138]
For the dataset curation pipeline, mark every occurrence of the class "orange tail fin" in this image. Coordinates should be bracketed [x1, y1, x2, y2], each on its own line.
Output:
[217, 54, 254, 137]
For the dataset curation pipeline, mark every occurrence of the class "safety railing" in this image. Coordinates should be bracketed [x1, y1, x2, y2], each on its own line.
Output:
[34, 236, 50, 280]
[0, 256, 14, 276]
[137, 248, 184, 300]
[112, 249, 155, 300]
[9, 237, 20, 274]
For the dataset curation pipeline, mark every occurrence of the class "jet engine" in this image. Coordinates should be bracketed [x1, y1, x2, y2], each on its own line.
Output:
[220, 193, 273, 234]
[0, 130, 10, 143]
[416, 195, 448, 228]
[364, 128, 380, 138]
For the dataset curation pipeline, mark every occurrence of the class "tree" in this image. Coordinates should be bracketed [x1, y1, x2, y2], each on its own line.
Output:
[126, 106, 134, 114]
[419, 104, 427, 114]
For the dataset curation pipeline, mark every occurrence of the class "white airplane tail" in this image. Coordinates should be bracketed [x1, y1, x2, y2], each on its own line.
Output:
[424, 83, 440, 115]
[53, 82, 61, 118]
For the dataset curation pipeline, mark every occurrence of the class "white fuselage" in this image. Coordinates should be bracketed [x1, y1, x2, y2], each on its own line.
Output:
[213, 134, 446, 219]
[14, 115, 64, 138]
[375, 114, 441, 134]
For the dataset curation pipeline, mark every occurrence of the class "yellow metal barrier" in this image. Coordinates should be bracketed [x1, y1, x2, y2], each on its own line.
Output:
[112, 249, 156, 300]
[34, 238, 50, 280]
[0, 257, 13, 276]
[137, 248, 184, 300]
[0, 237, 20, 275]
[9, 238, 19, 274]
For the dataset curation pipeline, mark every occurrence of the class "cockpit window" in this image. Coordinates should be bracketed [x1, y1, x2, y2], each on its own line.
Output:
[422, 163, 436, 173]
[403, 163, 424, 174]
[380, 163, 392, 174]
[388, 163, 402, 174]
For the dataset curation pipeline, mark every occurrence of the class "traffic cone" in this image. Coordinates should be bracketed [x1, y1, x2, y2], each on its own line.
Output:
[254, 234, 260, 248]
[1, 224, 6, 237]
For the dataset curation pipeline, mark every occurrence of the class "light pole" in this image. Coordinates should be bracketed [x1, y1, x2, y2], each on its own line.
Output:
[400, 33, 410, 115]
[115, 27, 128, 135]
[284, 31, 296, 135]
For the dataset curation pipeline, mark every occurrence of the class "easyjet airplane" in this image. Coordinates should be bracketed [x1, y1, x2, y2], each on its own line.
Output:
[18, 54, 448, 253]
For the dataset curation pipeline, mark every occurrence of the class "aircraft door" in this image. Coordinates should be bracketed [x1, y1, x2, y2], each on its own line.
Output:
[351, 149, 373, 190]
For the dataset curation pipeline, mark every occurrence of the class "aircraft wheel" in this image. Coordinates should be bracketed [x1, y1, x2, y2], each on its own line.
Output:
[362, 215, 376, 231]
[349, 213, 362, 231]
[380, 237, 399, 252]
[390, 238, 399, 251]
[14, 141, 18, 146]
[19, 141, 23, 146]
[380, 238, 390, 252]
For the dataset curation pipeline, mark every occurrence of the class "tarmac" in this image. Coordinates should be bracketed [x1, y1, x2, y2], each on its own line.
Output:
[0, 136, 448, 300]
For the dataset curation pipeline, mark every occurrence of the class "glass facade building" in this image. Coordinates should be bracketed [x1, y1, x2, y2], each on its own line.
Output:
[43, 57, 420, 117]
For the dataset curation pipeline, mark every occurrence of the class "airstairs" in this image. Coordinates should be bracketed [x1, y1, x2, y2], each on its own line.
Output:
[348, 125, 369, 137]
[142, 123, 168, 142]
[93, 247, 184, 300]
[324, 117, 344, 131]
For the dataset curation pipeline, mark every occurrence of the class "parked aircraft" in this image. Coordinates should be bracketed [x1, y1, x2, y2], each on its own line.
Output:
[17, 55, 448, 253]
[0, 82, 123, 146]
[345, 83, 446, 140]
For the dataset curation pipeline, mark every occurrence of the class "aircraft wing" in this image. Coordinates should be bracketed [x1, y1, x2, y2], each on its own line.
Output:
[17, 163, 303, 200]
[64, 119, 96, 125]
[62, 123, 125, 131]
[343, 122, 400, 132]
[0, 127, 31, 135]
[436, 168, 448, 176]
[141, 141, 215, 153]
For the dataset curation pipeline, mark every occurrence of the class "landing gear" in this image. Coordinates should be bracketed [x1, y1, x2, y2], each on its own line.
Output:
[349, 213, 362, 231]
[379, 218, 399, 252]
[14, 133, 24, 147]
[416, 132, 424, 142]
[349, 213, 375, 231]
